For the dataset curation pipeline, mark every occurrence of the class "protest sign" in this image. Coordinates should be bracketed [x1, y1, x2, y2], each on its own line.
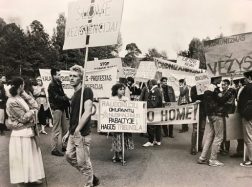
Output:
[39, 69, 74, 98]
[147, 103, 199, 125]
[85, 67, 117, 98]
[122, 67, 137, 78]
[195, 73, 211, 95]
[176, 56, 200, 70]
[86, 58, 123, 79]
[204, 32, 252, 76]
[98, 99, 147, 133]
[63, 0, 124, 49]
[134, 61, 158, 82]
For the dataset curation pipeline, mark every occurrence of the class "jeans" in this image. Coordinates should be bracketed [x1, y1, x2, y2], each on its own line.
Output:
[147, 125, 161, 143]
[200, 116, 224, 160]
[51, 110, 68, 152]
[66, 134, 93, 187]
[242, 118, 252, 161]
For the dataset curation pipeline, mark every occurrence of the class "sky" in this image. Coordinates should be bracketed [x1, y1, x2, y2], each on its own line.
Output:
[0, 0, 252, 59]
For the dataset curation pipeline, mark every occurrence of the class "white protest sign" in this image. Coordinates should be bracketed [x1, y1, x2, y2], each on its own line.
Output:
[63, 0, 124, 49]
[204, 32, 252, 76]
[98, 99, 147, 133]
[122, 67, 137, 78]
[176, 56, 200, 70]
[147, 103, 199, 125]
[135, 61, 158, 82]
[85, 67, 117, 98]
[195, 73, 211, 95]
[86, 58, 123, 79]
[39, 69, 74, 99]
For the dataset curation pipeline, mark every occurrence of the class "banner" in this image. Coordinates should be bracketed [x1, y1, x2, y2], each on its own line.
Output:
[63, 0, 124, 49]
[85, 58, 123, 79]
[39, 69, 74, 99]
[176, 56, 200, 70]
[85, 67, 117, 98]
[204, 32, 252, 76]
[195, 73, 211, 95]
[147, 103, 199, 125]
[98, 99, 147, 133]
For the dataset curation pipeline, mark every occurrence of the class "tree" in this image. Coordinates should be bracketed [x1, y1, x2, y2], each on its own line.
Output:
[188, 38, 206, 69]
[123, 43, 142, 67]
[143, 48, 167, 61]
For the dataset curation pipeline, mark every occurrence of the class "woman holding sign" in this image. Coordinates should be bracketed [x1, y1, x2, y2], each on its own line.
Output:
[110, 83, 134, 163]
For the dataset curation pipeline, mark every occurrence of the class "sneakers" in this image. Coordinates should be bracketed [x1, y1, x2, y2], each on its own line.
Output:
[49, 123, 53, 128]
[240, 161, 252, 167]
[153, 141, 161, 146]
[209, 159, 224, 167]
[142, 142, 154, 147]
[197, 157, 208, 165]
[51, 150, 64, 157]
[93, 175, 100, 186]
[39, 130, 47, 135]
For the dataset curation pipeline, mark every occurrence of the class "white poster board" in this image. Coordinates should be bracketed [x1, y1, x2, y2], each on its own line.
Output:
[98, 99, 147, 133]
[63, 0, 124, 49]
[195, 73, 211, 95]
[135, 61, 158, 82]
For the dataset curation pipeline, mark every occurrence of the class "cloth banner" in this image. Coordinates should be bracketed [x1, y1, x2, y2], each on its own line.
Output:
[98, 99, 147, 133]
[39, 69, 74, 99]
[147, 103, 199, 125]
[204, 32, 252, 76]
[85, 67, 117, 99]
[85, 58, 123, 79]
[63, 0, 124, 49]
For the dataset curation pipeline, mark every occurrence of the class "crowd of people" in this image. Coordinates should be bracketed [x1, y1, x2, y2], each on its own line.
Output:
[1, 66, 252, 187]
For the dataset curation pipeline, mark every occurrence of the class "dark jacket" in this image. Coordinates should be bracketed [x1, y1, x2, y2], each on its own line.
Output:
[0, 84, 7, 109]
[237, 82, 252, 120]
[48, 78, 69, 111]
[147, 86, 163, 108]
[190, 85, 206, 117]
[162, 85, 176, 102]
[127, 84, 141, 101]
[204, 86, 233, 117]
[139, 87, 149, 102]
[178, 85, 190, 105]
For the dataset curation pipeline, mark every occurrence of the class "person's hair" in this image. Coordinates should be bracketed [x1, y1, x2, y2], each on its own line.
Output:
[150, 79, 158, 86]
[211, 76, 222, 84]
[111, 83, 125, 96]
[179, 79, 185, 83]
[160, 77, 167, 82]
[244, 70, 252, 79]
[70, 65, 83, 78]
[24, 78, 34, 94]
[51, 68, 60, 77]
[240, 78, 246, 86]
[222, 79, 230, 85]
[126, 77, 134, 84]
[9, 77, 24, 96]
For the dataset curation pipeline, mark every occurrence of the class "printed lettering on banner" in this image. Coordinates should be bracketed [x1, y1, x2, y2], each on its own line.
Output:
[98, 99, 147, 133]
[176, 56, 200, 70]
[63, 0, 124, 49]
[204, 32, 252, 76]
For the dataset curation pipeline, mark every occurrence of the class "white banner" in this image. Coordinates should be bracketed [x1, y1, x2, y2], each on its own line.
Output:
[86, 58, 123, 79]
[85, 67, 117, 98]
[176, 56, 200, 70]
[39, 69, 74, 99]
[135, 61, 158, 82]
[147, 103, 199, 125]
[204, 32, 252, 76]
[195, 73, 211, 95]
[98, 99, 147, 133]
[63, 0, 124, 49]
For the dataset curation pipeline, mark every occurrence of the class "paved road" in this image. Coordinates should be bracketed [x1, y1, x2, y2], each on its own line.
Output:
[0, 125, 251, 187]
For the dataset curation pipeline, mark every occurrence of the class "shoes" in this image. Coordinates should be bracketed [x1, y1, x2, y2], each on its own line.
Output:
[93, 175, 100, 186]
[230, 153, 243, 158]
[33, 179, 43, 184]
[62, 147, 66, 152]
[51, 150, 64, 157]
[209, 159, 224, 167]
[142, 142, 154, 147]
[39, 130, 47, 135]
[179, 129, 188, 133]
[240, 160, 252, 167]
[49, 123, 53, 128]
[163, 134, 168, 137]
[168, 135, 174, 138]
[197, 157, 208, 165]
[190, 147, 197, 155]
[153, 141, 161, 146]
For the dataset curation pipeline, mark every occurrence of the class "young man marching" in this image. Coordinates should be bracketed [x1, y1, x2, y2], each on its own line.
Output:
[63, 65, 99, 187]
